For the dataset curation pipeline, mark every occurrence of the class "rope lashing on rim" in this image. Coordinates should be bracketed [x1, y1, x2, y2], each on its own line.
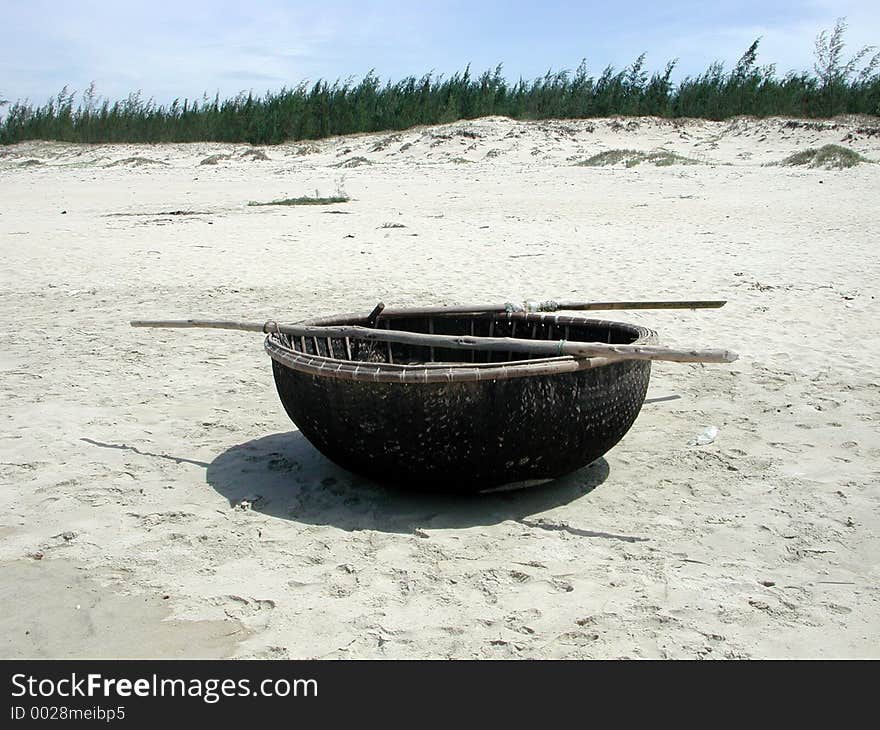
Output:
[557, 339, 567, 356]
[504, 300, 560, 313]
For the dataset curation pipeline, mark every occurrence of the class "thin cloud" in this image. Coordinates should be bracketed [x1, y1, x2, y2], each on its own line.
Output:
[2, 1, 878, 106]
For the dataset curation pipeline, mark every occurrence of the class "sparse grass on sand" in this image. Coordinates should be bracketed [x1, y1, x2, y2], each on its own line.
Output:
[774, 144, 870, 169]
[199, 154, 232, 165]
[333, 156, 372, 168]
[105, 156, 167, 167]
[248, 195, 350, 206]
[577, 149, 703, 167]
[240, 149, 270, 161]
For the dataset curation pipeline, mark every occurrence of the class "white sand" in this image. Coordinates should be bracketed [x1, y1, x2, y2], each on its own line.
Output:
[1, 115, 878, 658]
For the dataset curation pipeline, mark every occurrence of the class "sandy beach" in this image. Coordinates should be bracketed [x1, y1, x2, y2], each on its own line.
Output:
[1, 115, 878, 658]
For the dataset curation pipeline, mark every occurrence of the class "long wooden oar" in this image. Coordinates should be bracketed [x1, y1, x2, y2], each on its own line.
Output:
[131, 319, 738, 364]
[374, 299, 726, 318]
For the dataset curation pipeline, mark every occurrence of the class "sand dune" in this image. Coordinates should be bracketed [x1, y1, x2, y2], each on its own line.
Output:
[1, 115, 878, 658]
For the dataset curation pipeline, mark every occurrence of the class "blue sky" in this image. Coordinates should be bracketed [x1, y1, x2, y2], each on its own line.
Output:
[2, 0, 878, 106]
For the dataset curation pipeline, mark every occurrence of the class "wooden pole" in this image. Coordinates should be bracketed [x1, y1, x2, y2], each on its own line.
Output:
[131, 319, 738, 364]
[374, 299, 727, 319]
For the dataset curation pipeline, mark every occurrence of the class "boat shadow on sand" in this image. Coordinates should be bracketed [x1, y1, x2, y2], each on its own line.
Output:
[206, 431, 612, 535]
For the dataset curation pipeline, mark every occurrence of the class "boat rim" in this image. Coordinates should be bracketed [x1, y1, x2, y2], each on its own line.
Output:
[265, 311, 657, 384]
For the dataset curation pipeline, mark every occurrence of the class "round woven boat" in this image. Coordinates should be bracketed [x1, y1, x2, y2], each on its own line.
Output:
[264, 310, 657, 491]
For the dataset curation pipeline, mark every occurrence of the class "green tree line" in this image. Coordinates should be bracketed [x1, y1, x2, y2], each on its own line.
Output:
[2, 19, 877, 145]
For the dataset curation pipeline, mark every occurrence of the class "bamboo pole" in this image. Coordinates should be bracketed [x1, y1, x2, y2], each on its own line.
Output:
[131, 319, 738, 364]
[556, 300, 727, 311]
[374, 299, 727, 319]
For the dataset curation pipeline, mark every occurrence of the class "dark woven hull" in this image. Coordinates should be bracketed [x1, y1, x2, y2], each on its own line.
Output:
[271, 355, 651, 491]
